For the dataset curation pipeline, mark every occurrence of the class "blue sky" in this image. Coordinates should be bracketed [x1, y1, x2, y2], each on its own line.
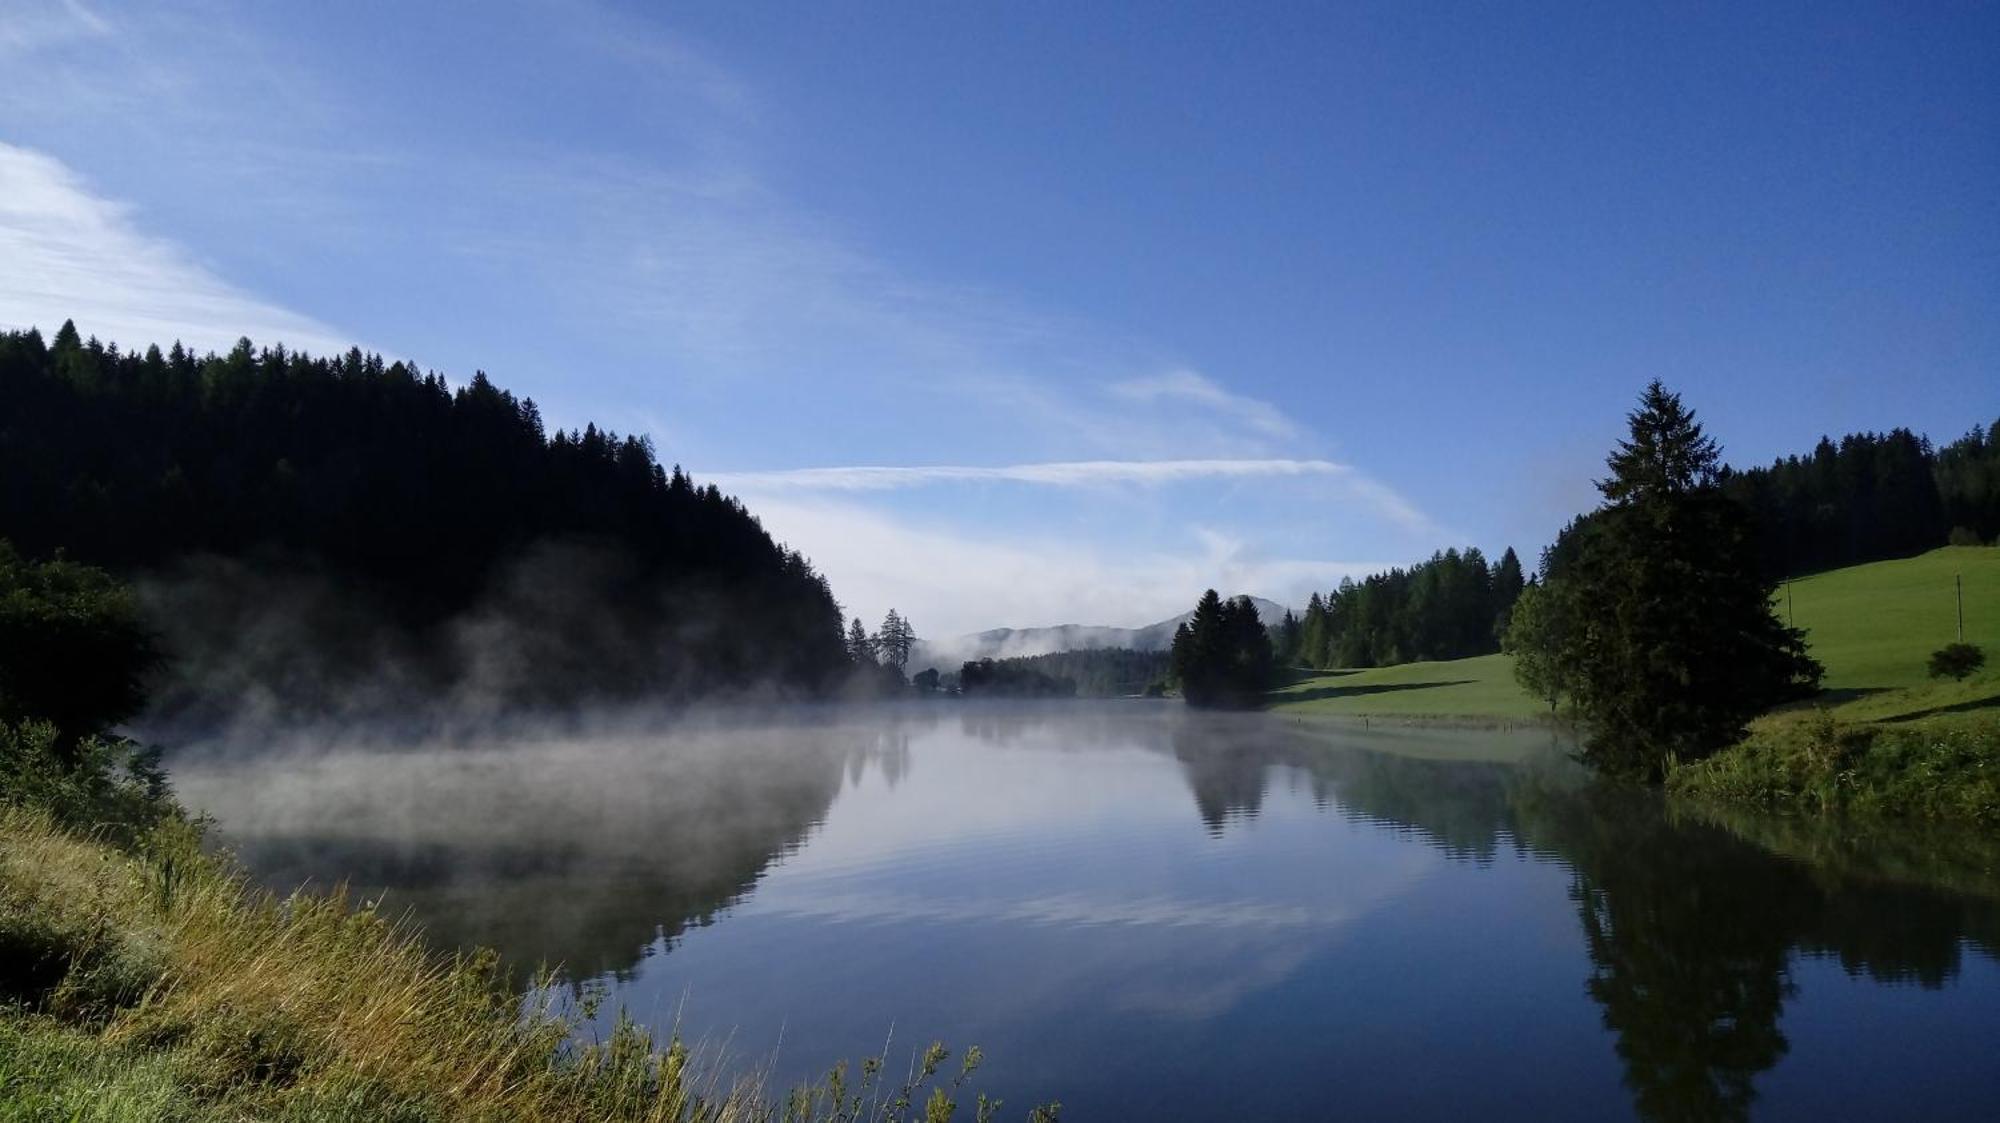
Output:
[2, 0, 1994, 636]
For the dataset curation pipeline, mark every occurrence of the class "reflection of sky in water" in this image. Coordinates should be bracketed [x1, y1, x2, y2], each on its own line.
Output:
[173, 706, 2000, 1122]
[606, 733, 1588, 1119]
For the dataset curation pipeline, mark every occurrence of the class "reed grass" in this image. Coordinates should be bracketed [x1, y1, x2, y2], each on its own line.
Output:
[1, 725, 1056, 1123]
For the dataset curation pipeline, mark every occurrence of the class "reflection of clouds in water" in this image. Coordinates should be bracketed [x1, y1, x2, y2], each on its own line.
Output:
[1110, 941, 1321, 1020]
[743, 888, 1330, 931]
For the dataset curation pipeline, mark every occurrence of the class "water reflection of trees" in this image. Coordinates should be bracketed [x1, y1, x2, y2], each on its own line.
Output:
[1165, 719, 2000, 1123]
[189, 705, 2000, 1120]
[195, 715, 932, 985]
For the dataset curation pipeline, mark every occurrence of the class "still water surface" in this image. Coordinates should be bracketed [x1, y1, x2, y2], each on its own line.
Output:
[172, 704, 2000, 1121]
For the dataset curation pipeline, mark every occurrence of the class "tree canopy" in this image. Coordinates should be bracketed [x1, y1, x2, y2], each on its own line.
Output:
[0, 542, 159, 753]
[0, 322, 851, 714]
[1513, 382, 1822, 779]
[1292, 546, 1526, 670]
[1171, 591, 1275, 708]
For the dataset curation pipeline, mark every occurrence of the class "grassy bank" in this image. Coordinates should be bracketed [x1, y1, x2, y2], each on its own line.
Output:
[1671, 546, 2000, 819]
[0, 726, 1047, 1123]
[1667, 708, 2000, 821]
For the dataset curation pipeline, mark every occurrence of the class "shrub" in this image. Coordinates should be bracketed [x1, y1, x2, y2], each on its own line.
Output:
[0, 542, 159, 752]
[1928, 643, 1986, 682]
[1669, 712, 2000, 822]
[1947, 526, 1983, 547]
[0, 721, 178, 851]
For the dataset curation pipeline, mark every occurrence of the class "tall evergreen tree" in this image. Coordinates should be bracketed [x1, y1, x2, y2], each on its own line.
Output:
[873, 609, 916, 670]
[1542, 382, 1821, 779]
[846, 617, 877, 666]
[1491, 547, 1526, 638]
[1171, 590, 1274, 708]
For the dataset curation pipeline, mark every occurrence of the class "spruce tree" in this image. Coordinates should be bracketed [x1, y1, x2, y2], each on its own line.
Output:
[874, 609, 915, 669]
[1560, 382, 1821, 778]
[1171, 590, 1274, 708]
[846, 617, 876, 666]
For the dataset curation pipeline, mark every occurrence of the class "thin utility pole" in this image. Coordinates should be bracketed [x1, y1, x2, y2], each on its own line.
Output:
[1786, 579, 1794, 627]
[1957, 574, 1965, 643]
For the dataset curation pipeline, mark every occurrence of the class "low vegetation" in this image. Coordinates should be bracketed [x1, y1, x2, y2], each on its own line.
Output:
[0, 550, 1054, 1123]
[1928, 642, 1985, 681]
[1668, 709, 2000, 822]
[0, 794, 1043, 1121]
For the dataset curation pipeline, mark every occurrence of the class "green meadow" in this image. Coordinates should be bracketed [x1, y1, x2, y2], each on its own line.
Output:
[1265, 653, 1547, 722]
[1781, 545, 1999, 701]
[1268, 545, 2000, 727]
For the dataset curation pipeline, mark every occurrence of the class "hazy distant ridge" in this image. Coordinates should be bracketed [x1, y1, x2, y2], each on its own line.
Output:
[916, 596, 1296, 666]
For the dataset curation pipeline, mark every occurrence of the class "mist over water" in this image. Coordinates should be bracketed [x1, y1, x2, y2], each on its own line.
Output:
[172, 704, 2000, 1121]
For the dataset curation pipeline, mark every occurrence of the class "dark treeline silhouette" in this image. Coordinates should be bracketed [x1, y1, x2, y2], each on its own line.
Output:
[1717, 422, 2000, 576]
[959, 648, 1169, 698]
[0, 322, 850, 717]
[1290, 546, 1526, 669]
[841, 609, 919, 697]
[957, 657, 1079, 698]
[1170, 591, 1274, 707]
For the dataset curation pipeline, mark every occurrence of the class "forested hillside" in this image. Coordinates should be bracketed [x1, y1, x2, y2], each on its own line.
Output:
[1290, 547, 1526, 670]
[1720, 424, 2000, 576]
[0, 322, 851, 719]
[952, 648, 1170, 697]
[1289, 418, 2000, 678]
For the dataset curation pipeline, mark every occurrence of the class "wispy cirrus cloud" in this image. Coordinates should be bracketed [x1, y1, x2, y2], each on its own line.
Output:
[706, 458, 1440, 536]
[0, 142, 350, 356]
[0, 0, 110, 59]
[1108, 369, 1299, 441]
[726, 495, 1403, 635]
[711, 458, 1355, 491]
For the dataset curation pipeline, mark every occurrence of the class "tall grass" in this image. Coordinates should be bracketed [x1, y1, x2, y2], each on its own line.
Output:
[1, 724, 1055, 1122]
[1668, 709, 2000, 823]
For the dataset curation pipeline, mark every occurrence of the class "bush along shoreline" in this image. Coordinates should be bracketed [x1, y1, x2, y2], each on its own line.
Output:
[1668, 709, 2000, 824]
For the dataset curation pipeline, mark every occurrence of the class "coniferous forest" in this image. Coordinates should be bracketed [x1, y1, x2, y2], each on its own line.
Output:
[1287, 547, 1527, 671]
[1278, 417, 2000, 679]
[0, 322, 852, 719]
[953, 648, 1170, 698]
[1719, 424, 2000, 577]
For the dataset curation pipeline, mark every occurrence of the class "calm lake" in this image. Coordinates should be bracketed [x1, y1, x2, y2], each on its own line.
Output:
[170, 703, 2000, 1121]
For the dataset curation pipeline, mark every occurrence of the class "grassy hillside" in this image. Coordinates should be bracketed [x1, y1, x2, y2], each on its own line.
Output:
[1269, 546, 2000, 725]
[1782, 545, 1999, 697]
[1265, 653, 1547, 721]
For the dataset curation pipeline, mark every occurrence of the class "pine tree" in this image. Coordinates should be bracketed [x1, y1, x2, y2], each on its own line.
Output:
[1554, 382, 1821, 779]
[1171, 590, 1274, 708]
[1276, 609, 1301, 666]
[846, 617, 876, 666]
[1299, 592, 1328, 669]
[1492, 546, 1526, 639]
[874, 608, 915, 669]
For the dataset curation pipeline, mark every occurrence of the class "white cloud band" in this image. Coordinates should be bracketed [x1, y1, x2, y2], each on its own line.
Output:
[712, 457, 1355, 491]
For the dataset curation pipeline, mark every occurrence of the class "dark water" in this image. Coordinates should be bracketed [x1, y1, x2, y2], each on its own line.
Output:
[171, 704, 2000, 1121]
